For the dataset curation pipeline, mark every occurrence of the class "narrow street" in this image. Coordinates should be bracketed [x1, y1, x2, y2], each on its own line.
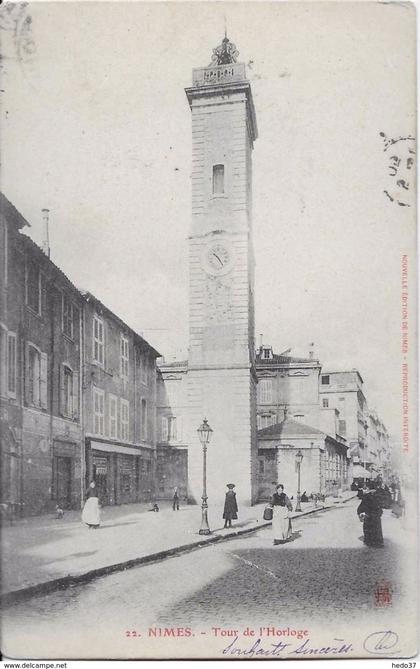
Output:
[3, 499, 415, 659]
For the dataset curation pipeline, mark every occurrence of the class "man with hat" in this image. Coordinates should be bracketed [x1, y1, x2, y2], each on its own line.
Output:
[223, 483, 238, 529]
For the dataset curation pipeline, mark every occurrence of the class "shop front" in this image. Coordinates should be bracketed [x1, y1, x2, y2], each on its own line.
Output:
[86, 438, 155, 506]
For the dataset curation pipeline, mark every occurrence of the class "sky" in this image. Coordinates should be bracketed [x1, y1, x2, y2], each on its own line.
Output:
[1, 1, 416, 440]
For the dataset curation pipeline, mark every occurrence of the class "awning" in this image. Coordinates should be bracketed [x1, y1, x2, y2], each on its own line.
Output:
[352, 464, 372, 479]
[90, 441, 144, 457]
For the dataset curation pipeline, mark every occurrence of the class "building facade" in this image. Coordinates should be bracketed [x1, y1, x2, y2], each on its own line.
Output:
[1, 193, 84, 516]
[1, 193, 161, 516]
[257, 414, 349, 502]
[318, 370, 369, 479]
[156, 360, 189, 500]
[256, 345, 322, 430]
[83, 293, 160, 506]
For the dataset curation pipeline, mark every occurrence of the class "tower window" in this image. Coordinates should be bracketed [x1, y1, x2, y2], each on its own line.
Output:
[212, 164, 225, 194]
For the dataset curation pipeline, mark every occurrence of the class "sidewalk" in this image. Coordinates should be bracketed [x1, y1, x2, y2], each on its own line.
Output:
[1, 491, 357, 605]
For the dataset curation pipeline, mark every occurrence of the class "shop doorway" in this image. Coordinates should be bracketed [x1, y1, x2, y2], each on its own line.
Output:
[92, 455, 109, 504]
[54, 456, 72, 508]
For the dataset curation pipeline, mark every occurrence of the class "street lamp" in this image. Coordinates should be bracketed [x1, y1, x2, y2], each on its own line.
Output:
[295, 449, 304, 512]
[197, 418, 213, 535]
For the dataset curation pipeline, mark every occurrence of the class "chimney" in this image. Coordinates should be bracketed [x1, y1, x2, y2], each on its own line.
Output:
[42, 208, 50, 258]
[259, 333, 263, 348]
[309, 342, 314, 359]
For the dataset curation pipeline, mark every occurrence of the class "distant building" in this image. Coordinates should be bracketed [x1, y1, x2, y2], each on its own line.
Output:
[257, 412, 349, 501]
[156, 360, 188, 500]
[318, 370, 369, 479]
[256, 345, 322, 430]
[367, 410, 391, 480]
[82, 293, 160, 506]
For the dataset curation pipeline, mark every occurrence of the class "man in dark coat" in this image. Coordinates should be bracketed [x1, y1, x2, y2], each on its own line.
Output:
[223, 484, 238, 528]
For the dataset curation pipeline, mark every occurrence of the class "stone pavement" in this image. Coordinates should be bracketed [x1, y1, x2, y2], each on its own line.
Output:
[1, 491, 356, 604]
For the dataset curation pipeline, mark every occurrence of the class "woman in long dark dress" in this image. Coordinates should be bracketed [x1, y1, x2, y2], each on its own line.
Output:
[223, 484, 238, 528]
[357, 488, 384, 547]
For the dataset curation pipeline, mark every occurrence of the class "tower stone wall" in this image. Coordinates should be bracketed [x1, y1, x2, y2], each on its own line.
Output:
[184, 44, 258, 505]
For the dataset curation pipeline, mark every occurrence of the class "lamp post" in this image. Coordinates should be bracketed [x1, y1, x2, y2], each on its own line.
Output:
[197, 418, 213, 535]
[295, 449, 304, 512]
[364, 421, 368, 487]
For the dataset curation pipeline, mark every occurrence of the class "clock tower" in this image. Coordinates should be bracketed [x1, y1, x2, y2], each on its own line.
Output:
[185, 36, 258, 505]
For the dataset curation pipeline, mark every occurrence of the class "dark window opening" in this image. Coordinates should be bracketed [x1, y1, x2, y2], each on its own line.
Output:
[212, 164, 225, 194]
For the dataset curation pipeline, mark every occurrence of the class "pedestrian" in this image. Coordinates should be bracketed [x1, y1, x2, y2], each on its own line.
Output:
[82, 481, 101, 529]
[172, 487, 180, 511]
[223, 483, 238, 528]
[357, 485, 384, 547]
[271, 484, 293, 545]
[55, 504, 64, 519]
[375, 479, 392, 509]
[148, 502, 160, 512]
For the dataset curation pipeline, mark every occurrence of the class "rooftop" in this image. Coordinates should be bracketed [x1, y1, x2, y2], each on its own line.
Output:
[258, 417, 325, 439]
[1, 192, 31, 230]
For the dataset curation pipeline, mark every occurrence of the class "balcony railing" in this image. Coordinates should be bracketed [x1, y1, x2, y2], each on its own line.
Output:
[192, 63, 246, 87]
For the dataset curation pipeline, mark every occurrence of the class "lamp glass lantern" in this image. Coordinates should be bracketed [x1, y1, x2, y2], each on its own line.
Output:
[295, 449, 304, 466]
[197, 418, 213, 446]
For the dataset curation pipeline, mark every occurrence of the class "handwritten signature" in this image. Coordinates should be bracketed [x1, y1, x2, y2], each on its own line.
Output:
[222, 637, 354, 657]
[363, 630, 400, 655]
[222, 631, 401, 657]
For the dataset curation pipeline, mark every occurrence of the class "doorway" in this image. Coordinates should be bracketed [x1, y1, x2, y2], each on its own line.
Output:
[54, 456, 72, 508]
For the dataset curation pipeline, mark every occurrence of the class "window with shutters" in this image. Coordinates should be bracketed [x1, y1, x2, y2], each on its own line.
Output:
[258, 414, 274, 429]
[62, 294, 75, 339]
[62, 365, 73, 417]
[212, 164, 225, 194]
[3, 224, 8, 286]
[168, 417, 177, 441]
[109, 394, 118, 439]
[93, 387, 105, 435]
[322, 398, 329, 408]
[338, 420, 347, 437]
[121, 398, 129, 441]
[161, 416, 168, 442]
[258, 379, 273, 403]
[26, 260, 42, 314]
[27, 344, 47, 408]
[120, 335, 129, 383]
[0, 326, 7, 397]
[93, 315, 104, 366]
[60, 363, 79, 420]
[141, 356, 148, 386]
[141, 398, 147, 439]
[7, 333, 16, 397]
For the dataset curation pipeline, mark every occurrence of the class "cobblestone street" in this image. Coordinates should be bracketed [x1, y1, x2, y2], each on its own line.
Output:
[3, 499, 416, 659]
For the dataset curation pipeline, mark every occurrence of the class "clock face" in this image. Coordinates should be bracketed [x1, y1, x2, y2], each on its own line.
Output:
[206, 243, 231, 271]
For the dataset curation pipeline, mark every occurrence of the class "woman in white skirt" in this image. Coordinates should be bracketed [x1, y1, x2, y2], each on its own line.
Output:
[82, 481, 101, 529]
[271, 484, 293, 545]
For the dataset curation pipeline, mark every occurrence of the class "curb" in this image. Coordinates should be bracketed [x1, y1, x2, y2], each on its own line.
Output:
[1, 497, 356, 607]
